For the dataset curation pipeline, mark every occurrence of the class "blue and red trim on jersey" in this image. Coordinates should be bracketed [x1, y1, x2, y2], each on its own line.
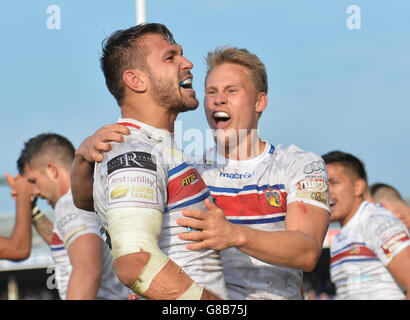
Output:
[330, 242, 378, 268]
[208, 183, 287, 225]
[51, 232, 65, 252]
[165, 162, 211, 213]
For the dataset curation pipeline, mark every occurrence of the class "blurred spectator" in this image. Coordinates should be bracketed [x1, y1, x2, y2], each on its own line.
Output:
[369, 183, 410, 230]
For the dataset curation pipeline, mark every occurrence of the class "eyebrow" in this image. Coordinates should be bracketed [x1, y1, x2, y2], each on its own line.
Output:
[205, 84, 240, 91]
[162, 44, 183, 59]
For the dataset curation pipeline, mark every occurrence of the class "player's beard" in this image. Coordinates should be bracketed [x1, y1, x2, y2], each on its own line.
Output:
[147, 72, 199, 113]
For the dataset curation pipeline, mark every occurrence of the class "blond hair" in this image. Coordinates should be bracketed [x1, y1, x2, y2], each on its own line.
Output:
[205, 46, 268, 94]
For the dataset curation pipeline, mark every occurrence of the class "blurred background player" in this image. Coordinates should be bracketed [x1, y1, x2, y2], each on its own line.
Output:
[323, 150, 410, 299]
[0, 153, 54, 260]
[0, 173, 33, 260]
[70, 23, 228, 300]
[369, 182, 410, 231]
[19, 133, 129, 300]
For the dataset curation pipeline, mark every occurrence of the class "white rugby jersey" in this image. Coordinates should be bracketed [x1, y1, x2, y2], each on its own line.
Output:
[93, 118, 229, 300]
[330, 201, 410, 300]
[51, 190, 130, 300]
[195, 143, 330, 300]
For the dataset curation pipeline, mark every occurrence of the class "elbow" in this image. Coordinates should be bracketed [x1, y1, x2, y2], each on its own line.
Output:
[113, 252, 151, 289]
[301, 245, 322, 272]
[18, 247, 31, 260]
[2, 246, 31, 261]
[72, 194, 94, 212]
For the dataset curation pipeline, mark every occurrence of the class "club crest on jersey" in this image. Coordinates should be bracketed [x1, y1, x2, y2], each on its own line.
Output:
[181, 171, 198, 187]
[349, 244, 360, 255]
[265, 189, 283, 208]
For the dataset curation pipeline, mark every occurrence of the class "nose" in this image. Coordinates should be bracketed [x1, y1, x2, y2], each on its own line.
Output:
[214, 92, 227, 106]
[181, 56, 194, 71]
[32, 185, 40, 197]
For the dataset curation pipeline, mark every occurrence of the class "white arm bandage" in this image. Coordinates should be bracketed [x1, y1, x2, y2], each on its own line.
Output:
[107, 207, 169, 294]
[106, 207, 203, 299]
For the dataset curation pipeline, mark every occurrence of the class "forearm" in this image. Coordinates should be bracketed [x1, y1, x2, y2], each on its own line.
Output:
[71, 154, 95, 211]
[32, 213, 53, 245]
[110, 207, 220, 300]
[0, 196, 32, 260]
[234, 224, 322, 271]
[66, 267, 100, 300]
[115, 253, 219, 300]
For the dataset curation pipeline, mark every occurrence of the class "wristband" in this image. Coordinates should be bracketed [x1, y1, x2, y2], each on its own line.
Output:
[31, 205, 44, 221]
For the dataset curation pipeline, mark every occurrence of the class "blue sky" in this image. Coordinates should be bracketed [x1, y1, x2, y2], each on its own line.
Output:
[1, 0, 409, 214]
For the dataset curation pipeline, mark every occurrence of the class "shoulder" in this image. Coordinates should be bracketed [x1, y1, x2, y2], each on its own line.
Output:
[54, 191, 80, 218]
[274, 144, 325, 170]
[99, 134, 162, 176]
[362, 201, 405, 234]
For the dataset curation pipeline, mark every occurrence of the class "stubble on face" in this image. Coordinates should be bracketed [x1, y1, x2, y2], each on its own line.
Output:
[147, 70, 199, 113]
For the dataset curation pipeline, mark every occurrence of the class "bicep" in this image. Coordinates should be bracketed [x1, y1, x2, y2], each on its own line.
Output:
[387, 245, 410, 292]
[67, 233, 102, 271]
[286, 201, 330, 247]
[71, 156, 95, 211]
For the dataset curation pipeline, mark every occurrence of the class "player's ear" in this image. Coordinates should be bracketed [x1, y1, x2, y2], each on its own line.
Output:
[123, 69, 147, 93]
[354, 178, 367, 197]
[255, 92, 267, 113]
[47, 162, 59, 180]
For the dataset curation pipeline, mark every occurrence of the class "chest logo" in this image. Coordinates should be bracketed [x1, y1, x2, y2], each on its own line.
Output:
[265, 189, 283, 208]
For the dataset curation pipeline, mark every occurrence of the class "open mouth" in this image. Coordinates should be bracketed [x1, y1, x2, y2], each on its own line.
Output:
[213, 111, 231, 126]
[179, 78, 193, 89]
[329, 200, 335, 208]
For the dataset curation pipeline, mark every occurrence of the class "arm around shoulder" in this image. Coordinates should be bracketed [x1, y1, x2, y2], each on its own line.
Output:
[70, 153, 95, 211]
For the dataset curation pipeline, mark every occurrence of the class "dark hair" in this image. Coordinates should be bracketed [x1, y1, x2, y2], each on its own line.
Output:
[322, 150, 367, 183]
[100, 23, 176, 106]
[17, 133, 75, 174]
[370, 183, 403, 201]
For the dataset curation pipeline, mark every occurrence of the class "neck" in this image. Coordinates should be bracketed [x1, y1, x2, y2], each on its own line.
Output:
[121, 100, 178, 132]
[58, 169, 71, 199]
[341, 197, 365, 227]
[217, 130, 265, 161]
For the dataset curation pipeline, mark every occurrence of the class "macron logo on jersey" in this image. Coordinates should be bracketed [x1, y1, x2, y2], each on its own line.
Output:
[219, 171, 255, 179]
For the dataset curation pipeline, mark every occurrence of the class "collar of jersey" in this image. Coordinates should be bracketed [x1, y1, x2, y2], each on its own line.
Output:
[117, 117, 174, 143]
[204, 140, 273, 167]
[342, 200, 369, 229]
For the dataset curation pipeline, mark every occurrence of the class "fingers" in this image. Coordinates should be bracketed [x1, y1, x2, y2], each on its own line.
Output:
[92, 152, 104, 162]
[204, 198, 218, 211]
[177, 217, 205, 230]
[98, 131, 126, 144]
[93, 141, 113, 153]
[5, 172, 15, 187]
[178, 231, 209, 251]
[101, 123, 130, 136]
[185, 241, 208, 251]
[181, 208, 208, 219]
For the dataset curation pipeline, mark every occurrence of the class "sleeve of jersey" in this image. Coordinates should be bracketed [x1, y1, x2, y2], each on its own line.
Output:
[285, 150, 331, 214]
[363, 211, 410, 266]
[54, 198, 101, 250]
[103, 143, 166, 214]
